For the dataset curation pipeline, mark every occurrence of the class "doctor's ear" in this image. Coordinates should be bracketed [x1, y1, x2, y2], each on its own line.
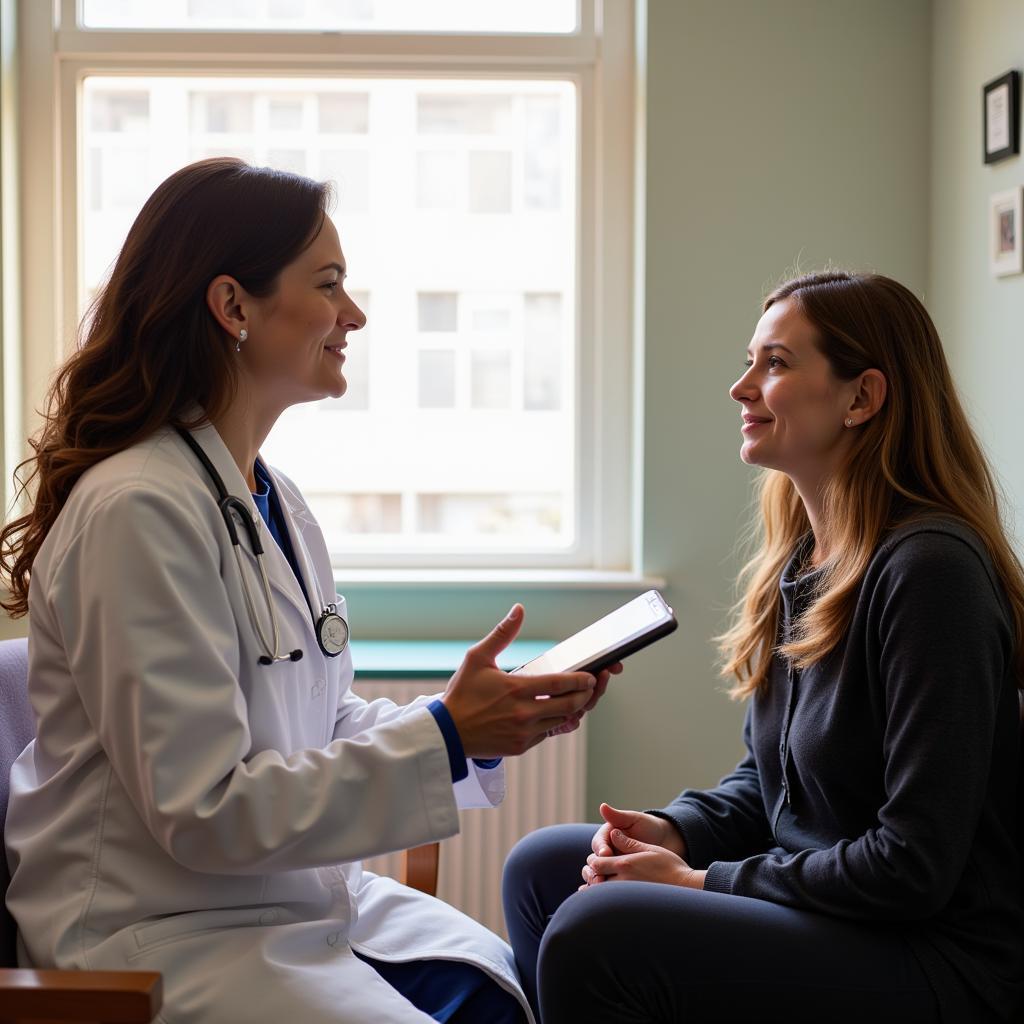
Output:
[206, 275, 250, 340]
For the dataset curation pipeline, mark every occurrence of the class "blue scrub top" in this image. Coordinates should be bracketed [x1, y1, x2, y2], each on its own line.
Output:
[251, 461, 301, 582]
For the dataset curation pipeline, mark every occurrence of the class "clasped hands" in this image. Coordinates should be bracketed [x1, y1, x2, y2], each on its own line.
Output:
[580, 803, 706, 891]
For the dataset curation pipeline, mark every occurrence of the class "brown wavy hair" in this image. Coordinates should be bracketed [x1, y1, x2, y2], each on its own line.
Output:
[719, 270, 1024, 697]
[1, 158, 332, 617]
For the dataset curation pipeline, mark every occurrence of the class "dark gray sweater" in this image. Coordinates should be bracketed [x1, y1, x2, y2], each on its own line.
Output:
[657, 518, 1022, 1022]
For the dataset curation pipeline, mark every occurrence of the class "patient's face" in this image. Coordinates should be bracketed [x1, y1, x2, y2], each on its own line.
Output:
[729, 298, 857, 484]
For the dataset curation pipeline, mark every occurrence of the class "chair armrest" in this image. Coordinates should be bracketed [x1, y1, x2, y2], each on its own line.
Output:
[0, 967, 162, 1023]
[401, 842, 440, 896]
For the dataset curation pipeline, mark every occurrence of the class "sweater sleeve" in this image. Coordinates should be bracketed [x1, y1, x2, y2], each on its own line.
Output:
[703, 532, 1012, 921]
[652, 706, 773, 868]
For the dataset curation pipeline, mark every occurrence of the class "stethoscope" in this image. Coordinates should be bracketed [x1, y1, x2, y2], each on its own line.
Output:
[176, 428, 349, 667]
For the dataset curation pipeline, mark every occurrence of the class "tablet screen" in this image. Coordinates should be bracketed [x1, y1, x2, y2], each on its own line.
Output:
[513, 591, 674, 676]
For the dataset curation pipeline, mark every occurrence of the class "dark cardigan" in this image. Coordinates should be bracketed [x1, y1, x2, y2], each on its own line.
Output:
[656, 518, 1022, 1023]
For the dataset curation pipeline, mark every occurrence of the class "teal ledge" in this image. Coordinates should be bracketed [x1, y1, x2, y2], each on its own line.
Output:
[350, 639, 551, 678]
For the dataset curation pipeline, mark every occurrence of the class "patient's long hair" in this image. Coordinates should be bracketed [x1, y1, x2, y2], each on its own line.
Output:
[718, 270, 1024, 697]
[1, 158, 333, 617]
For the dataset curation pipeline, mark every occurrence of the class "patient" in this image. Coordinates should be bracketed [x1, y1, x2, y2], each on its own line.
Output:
[502, 270, 1024, 1023]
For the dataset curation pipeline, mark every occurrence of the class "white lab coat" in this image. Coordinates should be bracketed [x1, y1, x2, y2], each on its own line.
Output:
[5, 419, 534, 1024]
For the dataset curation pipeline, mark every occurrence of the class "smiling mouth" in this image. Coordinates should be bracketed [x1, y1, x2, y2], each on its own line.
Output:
[324, 346, 345, 360]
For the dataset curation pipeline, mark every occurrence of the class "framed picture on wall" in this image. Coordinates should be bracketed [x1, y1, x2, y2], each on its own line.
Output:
[989, 187, 1023, 276]
[983, 71, 1020, 163]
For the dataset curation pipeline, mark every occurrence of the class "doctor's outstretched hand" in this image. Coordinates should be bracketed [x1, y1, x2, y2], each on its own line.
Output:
[442, 604, 620, 759]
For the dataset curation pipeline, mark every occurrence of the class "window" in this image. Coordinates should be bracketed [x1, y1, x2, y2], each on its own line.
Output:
[81, 0, 579, 34]
[19, 0, 637, 573]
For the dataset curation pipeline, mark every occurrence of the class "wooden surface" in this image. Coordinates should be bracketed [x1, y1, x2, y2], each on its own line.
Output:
[0, 968, 161, 1023]
[401, 843, 440, 896]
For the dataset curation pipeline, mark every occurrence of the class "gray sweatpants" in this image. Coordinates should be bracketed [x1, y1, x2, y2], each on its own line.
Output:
[502, 824, 943, 1024]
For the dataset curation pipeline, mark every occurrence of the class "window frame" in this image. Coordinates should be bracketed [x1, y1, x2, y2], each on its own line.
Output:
[0, 0, 20, 527]
[15, 0, 641, 579]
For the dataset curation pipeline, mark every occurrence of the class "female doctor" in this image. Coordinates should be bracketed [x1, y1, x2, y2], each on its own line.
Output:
[0, 158, 617, 1024]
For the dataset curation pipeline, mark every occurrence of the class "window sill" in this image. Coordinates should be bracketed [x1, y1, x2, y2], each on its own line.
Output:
[334, 569, 666, 591]
[351, 639, 551, 678]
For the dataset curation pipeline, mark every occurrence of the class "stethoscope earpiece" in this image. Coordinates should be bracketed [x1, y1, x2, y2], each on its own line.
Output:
[257, 650, 303, 666]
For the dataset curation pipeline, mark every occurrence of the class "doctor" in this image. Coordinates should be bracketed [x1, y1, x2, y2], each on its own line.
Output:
[1, 158, 617, 1024]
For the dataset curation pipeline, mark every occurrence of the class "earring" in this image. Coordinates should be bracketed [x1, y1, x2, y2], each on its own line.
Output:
[235, 328, 248, 353]
[845, 418, 854, 427]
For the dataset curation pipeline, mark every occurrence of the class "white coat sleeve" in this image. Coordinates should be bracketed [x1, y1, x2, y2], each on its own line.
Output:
[45, 486, 461, 873]
[333, 687, 506, 809]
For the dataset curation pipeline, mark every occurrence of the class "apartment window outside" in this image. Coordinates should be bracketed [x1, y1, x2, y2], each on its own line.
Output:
[20, 0, 636, 573]
[80, 0, 579, 34]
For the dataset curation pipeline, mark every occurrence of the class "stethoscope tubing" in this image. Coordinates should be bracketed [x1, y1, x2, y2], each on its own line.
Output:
[175, 426, 340, 667]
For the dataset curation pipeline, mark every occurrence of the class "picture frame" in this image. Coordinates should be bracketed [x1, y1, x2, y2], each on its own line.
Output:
[983, 70, 1020, 164]
[989, 187, 1023, 277]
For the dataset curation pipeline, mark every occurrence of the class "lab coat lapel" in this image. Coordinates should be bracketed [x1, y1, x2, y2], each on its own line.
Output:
[179, 421, 316, 637]
[256, 457, 325, 623]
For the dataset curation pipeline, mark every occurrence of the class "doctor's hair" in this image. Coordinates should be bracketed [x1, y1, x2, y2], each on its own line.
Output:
[718, 269, 1024, 697]
[0, 157, 334, 617]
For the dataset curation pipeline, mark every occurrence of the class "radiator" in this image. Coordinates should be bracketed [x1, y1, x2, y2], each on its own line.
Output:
[354, 678, 587, 939]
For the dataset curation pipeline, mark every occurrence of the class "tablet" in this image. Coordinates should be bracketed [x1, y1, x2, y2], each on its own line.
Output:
[512, 590, 677, 677]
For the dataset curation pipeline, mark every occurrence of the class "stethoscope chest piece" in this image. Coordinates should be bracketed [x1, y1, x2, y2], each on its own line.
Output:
[315, 603, 349, 657]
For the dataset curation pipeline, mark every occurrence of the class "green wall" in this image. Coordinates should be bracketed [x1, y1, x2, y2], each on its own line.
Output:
[930, 0, 1024, 535]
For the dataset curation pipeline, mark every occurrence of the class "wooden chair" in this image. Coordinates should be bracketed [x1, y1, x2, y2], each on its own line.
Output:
[0, 636, 439, 1024]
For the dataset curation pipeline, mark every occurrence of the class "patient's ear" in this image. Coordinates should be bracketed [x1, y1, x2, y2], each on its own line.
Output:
[848, 368, 887, 423]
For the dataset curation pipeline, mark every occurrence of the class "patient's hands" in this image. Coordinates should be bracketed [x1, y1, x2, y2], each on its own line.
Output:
[580, 803, 705, 890]
[590, 803, 686, 860]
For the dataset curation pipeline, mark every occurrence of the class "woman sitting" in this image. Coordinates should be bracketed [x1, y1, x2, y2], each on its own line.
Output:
[502, 270, 1023, 1023]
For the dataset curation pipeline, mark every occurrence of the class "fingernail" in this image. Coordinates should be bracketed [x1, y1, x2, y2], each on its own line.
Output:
[506, 604, 520, 619]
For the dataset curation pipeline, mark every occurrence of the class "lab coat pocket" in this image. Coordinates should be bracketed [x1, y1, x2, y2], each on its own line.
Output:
[128, 905, 287, 961]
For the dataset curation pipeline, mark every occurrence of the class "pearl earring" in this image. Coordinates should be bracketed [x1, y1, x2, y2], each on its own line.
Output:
[845, 418, 854, 427]
[235, 328, 248, 353]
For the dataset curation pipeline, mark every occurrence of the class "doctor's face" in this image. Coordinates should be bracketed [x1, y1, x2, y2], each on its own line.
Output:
[729, 298, 858, 484]
[244, 217, 365, 405]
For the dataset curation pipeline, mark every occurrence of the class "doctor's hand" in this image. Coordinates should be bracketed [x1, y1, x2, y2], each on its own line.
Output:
[545, 660, 622, 737]
[442, 604, 599, 759]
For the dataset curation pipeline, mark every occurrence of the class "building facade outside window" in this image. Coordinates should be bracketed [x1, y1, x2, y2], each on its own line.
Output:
[15, 0, 639, 577]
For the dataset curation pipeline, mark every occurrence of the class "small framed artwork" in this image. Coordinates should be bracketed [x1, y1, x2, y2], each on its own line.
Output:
[983, 70, 1020, 163]
[989, 187, 1023, 276]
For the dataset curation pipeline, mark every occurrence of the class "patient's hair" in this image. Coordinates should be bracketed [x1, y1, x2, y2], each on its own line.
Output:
[719, 270, 1024, 697]
[1, 158, 333, 617]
